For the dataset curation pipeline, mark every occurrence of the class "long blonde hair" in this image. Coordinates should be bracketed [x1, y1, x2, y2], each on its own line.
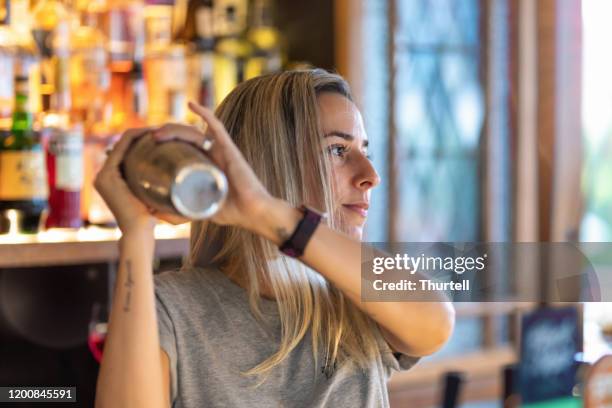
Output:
[185, 69, 382, 384]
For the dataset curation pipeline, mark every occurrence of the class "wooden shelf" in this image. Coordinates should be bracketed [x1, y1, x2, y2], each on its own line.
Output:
[0, 226, 190, 268]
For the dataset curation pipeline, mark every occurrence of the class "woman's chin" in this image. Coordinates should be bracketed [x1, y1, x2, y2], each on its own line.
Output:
[333, 208, 366, 240]
[346, 225, 364, 241]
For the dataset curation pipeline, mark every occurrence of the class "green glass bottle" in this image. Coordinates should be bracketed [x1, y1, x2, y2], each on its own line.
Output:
[0, 59, 49, 233]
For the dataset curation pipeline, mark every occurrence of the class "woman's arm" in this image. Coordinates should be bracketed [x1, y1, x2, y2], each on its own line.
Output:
[95, 228, 169, 408]
[248, 197, 455, 357]
[93, 129, 171, 408]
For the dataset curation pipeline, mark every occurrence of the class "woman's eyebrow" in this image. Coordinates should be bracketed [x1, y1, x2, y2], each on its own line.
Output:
[324, 131, 354, 140]
[324, 131, 369, 148]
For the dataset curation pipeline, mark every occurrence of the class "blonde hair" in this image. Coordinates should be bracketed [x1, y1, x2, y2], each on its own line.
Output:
[185, 69, 382, 384]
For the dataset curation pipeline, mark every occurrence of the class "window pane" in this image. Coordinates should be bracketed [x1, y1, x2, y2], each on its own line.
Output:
[393, 0, 486, 357]
[397, 0, 480, 47]
[395, 0, 483, 242]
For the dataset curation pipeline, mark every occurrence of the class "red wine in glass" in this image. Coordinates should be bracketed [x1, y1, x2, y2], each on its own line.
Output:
[88, 302, 108, 363]
[88, 325, 107, 363]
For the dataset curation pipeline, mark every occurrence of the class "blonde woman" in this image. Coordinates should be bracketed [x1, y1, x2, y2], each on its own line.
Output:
[94, 69, 455, 408]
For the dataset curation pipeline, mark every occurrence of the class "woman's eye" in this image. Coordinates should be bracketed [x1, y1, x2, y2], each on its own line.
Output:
[327, 144, 348, 158]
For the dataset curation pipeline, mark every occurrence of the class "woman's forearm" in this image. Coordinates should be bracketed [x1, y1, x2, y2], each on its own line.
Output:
[250, 198, 455, 357]
[95, 227, 166, 408]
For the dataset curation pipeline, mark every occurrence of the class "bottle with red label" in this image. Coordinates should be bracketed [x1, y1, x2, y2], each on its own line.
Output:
[44, 124, 84, 229]
[42, 38, 84, 229]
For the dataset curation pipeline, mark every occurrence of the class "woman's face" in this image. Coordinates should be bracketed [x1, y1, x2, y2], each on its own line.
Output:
[318, 92, 381, 240]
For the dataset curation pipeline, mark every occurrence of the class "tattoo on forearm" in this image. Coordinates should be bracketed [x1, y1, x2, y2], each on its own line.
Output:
[276, 227, 291, 242]
[123, 259, 135, 312]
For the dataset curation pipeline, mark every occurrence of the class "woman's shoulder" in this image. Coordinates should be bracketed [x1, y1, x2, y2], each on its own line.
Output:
[154, 267, 223, 309]
[155, 266, 209, 290]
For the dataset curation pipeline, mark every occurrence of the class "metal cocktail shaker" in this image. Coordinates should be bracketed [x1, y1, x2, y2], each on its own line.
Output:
[120, 131, 227, 219]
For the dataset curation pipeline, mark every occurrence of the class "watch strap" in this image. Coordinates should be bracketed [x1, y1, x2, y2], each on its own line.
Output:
[279, 206, 323, 258]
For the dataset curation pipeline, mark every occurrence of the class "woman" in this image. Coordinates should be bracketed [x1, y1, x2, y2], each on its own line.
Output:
[94, 69, 455, 408]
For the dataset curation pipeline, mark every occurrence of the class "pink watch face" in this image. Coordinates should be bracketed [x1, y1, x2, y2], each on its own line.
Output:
[281, 247, 300, 257]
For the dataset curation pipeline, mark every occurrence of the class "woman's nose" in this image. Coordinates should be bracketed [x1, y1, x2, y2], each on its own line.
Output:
[354, 154, 381, 190]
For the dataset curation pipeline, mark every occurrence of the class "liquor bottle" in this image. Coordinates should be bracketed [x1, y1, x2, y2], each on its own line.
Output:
[82, 70, 117, 227]
[121, 131, 227, 220]
[10, 0, 41, 116]
[144, 0, 173, 53]
[245, 0, 282, 79]
[142, 0, 187, 124]
[0, 0, 16, 129]
[175, 0, 209, 44]
[180, 0, 215, 111]
[0, 59, 49, 233]
[44, 124, 84, 229]
[106, 0, 144, 130]
[31, 0, 71, 112]
[69, 0, 109, 124]
[9, 0, 31, 42]
[0, 0, 15, 233]
[43, 35, 84, 229]
[106, 0, 143, 65]
[213, 0, 252, 103]
[144, 43, 187, 125]
[124, 61, 147, 127]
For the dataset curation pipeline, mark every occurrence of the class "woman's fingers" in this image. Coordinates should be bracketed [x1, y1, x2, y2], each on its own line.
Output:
[105, 127, 150, 168]
[152, 109, 244, 170]
[187, 102, 239, 154]
[152, 123, 228, 167]
[152, 123, 203, 144]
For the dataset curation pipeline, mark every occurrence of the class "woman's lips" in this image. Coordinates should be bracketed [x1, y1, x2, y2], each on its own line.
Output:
[342, 204, 368, 218]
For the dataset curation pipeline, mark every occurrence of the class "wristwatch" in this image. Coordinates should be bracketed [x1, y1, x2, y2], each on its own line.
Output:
[279, 205, 324, 258]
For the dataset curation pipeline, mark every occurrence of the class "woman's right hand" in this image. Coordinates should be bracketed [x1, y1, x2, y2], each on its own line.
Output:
[152, 102, 275, 232]
[93, 128, 158, 235]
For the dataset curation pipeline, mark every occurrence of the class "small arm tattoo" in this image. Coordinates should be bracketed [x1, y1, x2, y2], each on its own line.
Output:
[123, 259, 135, 312]
[276, 227, 291, 242]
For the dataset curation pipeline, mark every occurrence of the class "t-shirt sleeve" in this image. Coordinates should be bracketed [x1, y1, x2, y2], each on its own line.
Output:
[374, 324, 420, 376]
[155, 276, 179, 406]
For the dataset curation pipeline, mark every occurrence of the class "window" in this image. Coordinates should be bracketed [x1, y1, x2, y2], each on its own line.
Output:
[580, 0, 612, 362]
[581, 0, 612, 242]
[394, 0, 483, 242]
[359, 0, 500, 359]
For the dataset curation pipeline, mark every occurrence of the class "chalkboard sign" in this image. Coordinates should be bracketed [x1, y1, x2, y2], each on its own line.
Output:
[519, 307, 580, 403]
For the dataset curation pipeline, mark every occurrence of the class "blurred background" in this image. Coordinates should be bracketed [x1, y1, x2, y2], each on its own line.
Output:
[0, 0, 611, 406]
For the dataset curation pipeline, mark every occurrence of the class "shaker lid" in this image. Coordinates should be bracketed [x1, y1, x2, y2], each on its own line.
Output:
[171, 163, 227, 219]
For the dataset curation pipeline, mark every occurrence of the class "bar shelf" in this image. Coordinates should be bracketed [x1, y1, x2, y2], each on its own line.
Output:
[0, 224, 190, 268]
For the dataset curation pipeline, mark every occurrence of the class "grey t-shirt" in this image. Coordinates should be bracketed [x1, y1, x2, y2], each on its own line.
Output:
[154, 267, 419, 408]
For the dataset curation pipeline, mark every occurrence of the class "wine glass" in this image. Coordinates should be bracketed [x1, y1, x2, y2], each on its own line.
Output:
[88, 302, 108, 363]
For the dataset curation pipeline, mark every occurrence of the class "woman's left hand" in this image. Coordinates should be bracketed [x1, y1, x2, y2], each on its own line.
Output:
[152, 102, 273, 230]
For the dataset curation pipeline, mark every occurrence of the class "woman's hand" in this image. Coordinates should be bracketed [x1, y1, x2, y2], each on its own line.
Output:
[93, 128, 158, 235]
[95, 128, 191, 233]
[152, 101, 273, 230]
